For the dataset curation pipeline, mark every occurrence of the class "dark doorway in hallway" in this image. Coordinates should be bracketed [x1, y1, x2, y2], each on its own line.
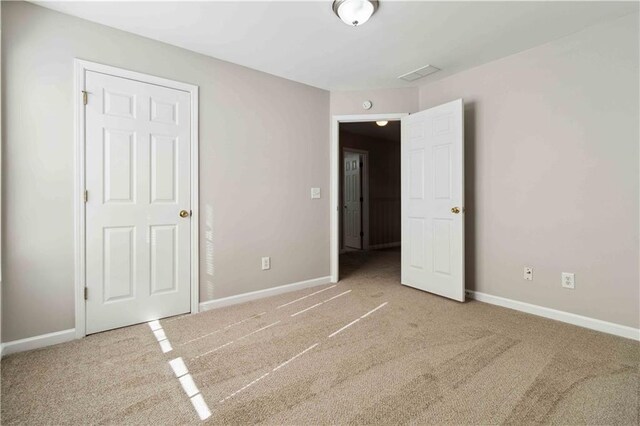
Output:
[338, 120, 401, 281]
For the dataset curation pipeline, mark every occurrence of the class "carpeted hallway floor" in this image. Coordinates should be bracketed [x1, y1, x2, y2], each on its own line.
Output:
[2, 249, 639, 425]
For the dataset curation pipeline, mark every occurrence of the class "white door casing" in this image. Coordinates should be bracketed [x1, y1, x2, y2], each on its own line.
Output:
[344, 152, 362, 249]
[330, 114, 406, 282]
[401, 99, 465, 301]
[84, 70, 192, 334]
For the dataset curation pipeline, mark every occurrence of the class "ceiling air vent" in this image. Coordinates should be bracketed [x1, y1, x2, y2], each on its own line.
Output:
[398, 64, 440, 82]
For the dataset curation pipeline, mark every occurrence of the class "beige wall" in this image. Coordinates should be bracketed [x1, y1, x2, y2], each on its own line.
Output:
[330, 87, 418, 116]
[419, 13, 639, 328]
[1, 2, 330, 342]
[2, 1, 637, 343]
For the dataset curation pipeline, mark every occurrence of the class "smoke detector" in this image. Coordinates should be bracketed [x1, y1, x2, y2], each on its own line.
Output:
[398, 64, 440, 82]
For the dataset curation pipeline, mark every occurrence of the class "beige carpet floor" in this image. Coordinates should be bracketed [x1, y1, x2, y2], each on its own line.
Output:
[2, 248, 639, 425]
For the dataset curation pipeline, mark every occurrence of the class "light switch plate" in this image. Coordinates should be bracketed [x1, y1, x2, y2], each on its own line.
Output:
[311, 188, 321, 199]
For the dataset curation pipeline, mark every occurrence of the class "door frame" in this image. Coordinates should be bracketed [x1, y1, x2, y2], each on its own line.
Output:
[73, 59, 200, 338]
[341, 148, 369, 252]
[330, 113, 407, 283]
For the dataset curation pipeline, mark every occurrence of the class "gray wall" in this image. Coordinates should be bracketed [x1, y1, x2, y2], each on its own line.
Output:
[1, 1, 330, 342]
[330, 87, 418, 116]
[419, 13, 640, 328]
[2, 2, 638, 343]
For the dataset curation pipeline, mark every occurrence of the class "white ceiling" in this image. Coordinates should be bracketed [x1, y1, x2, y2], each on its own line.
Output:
[34, 1, 638, 91]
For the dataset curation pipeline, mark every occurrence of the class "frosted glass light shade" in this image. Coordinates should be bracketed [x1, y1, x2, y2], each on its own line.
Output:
[333, 0, 379, 26]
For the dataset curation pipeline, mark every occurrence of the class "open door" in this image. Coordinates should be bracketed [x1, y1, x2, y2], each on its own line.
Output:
[401, 99, 464, 301]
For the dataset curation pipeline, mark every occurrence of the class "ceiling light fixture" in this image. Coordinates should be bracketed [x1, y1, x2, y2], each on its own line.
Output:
[376, 121, 388, 127]
[333, 0, 379, 27]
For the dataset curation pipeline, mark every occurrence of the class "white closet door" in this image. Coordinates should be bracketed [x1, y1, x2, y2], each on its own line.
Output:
[85, 71, 191, 334]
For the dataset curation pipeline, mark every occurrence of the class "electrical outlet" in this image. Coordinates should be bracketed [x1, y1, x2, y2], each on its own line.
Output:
[562, 272, 575, 289]
[524, 267, 533, 281]
[261, 257, 271, 270]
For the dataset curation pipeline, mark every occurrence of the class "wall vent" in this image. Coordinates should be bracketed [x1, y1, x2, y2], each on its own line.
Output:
[398, 64, 440, 82]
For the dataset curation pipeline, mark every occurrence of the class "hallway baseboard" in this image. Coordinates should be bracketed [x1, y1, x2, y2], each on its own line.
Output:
[369, 242, 400, 250]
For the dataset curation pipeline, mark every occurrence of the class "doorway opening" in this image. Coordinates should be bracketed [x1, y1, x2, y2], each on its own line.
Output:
[331, 101, 465, 301]
[337, 119, 402, 280]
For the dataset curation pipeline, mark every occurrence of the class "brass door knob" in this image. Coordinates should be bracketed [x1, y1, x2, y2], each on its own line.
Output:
[179, 210, 190, 218]
[451, 207, 461, 214]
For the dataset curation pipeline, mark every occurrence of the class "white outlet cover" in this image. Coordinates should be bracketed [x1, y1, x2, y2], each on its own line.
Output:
[261, 257, 271, 270]
[311, 187, 321, 199]
[524, 267, 533, 281]
[562, 272, 575, 289]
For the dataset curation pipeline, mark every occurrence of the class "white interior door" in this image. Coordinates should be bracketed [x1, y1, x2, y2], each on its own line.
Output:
[401, 99, 465, 301]
[344, 152, 362, 249]
[85, 71, 191, 334]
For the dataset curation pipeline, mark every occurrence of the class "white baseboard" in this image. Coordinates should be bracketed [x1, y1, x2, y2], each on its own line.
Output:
[369, 241, 400, 250]
[466, 290, 639, 341]
[1, 328, 76, 357]
[4, 287, 633, 357]
[199, 276, 333, 312]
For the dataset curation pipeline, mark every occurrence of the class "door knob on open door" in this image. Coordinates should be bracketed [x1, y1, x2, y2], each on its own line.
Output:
[179, 210, 190, 218]
[451, 207, 461, 214]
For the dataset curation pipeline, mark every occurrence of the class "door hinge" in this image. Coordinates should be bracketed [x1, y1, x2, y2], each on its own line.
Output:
[84, 190, 88, 203]
[84, 287, 88, 300]
[82, 90, 88, 105]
